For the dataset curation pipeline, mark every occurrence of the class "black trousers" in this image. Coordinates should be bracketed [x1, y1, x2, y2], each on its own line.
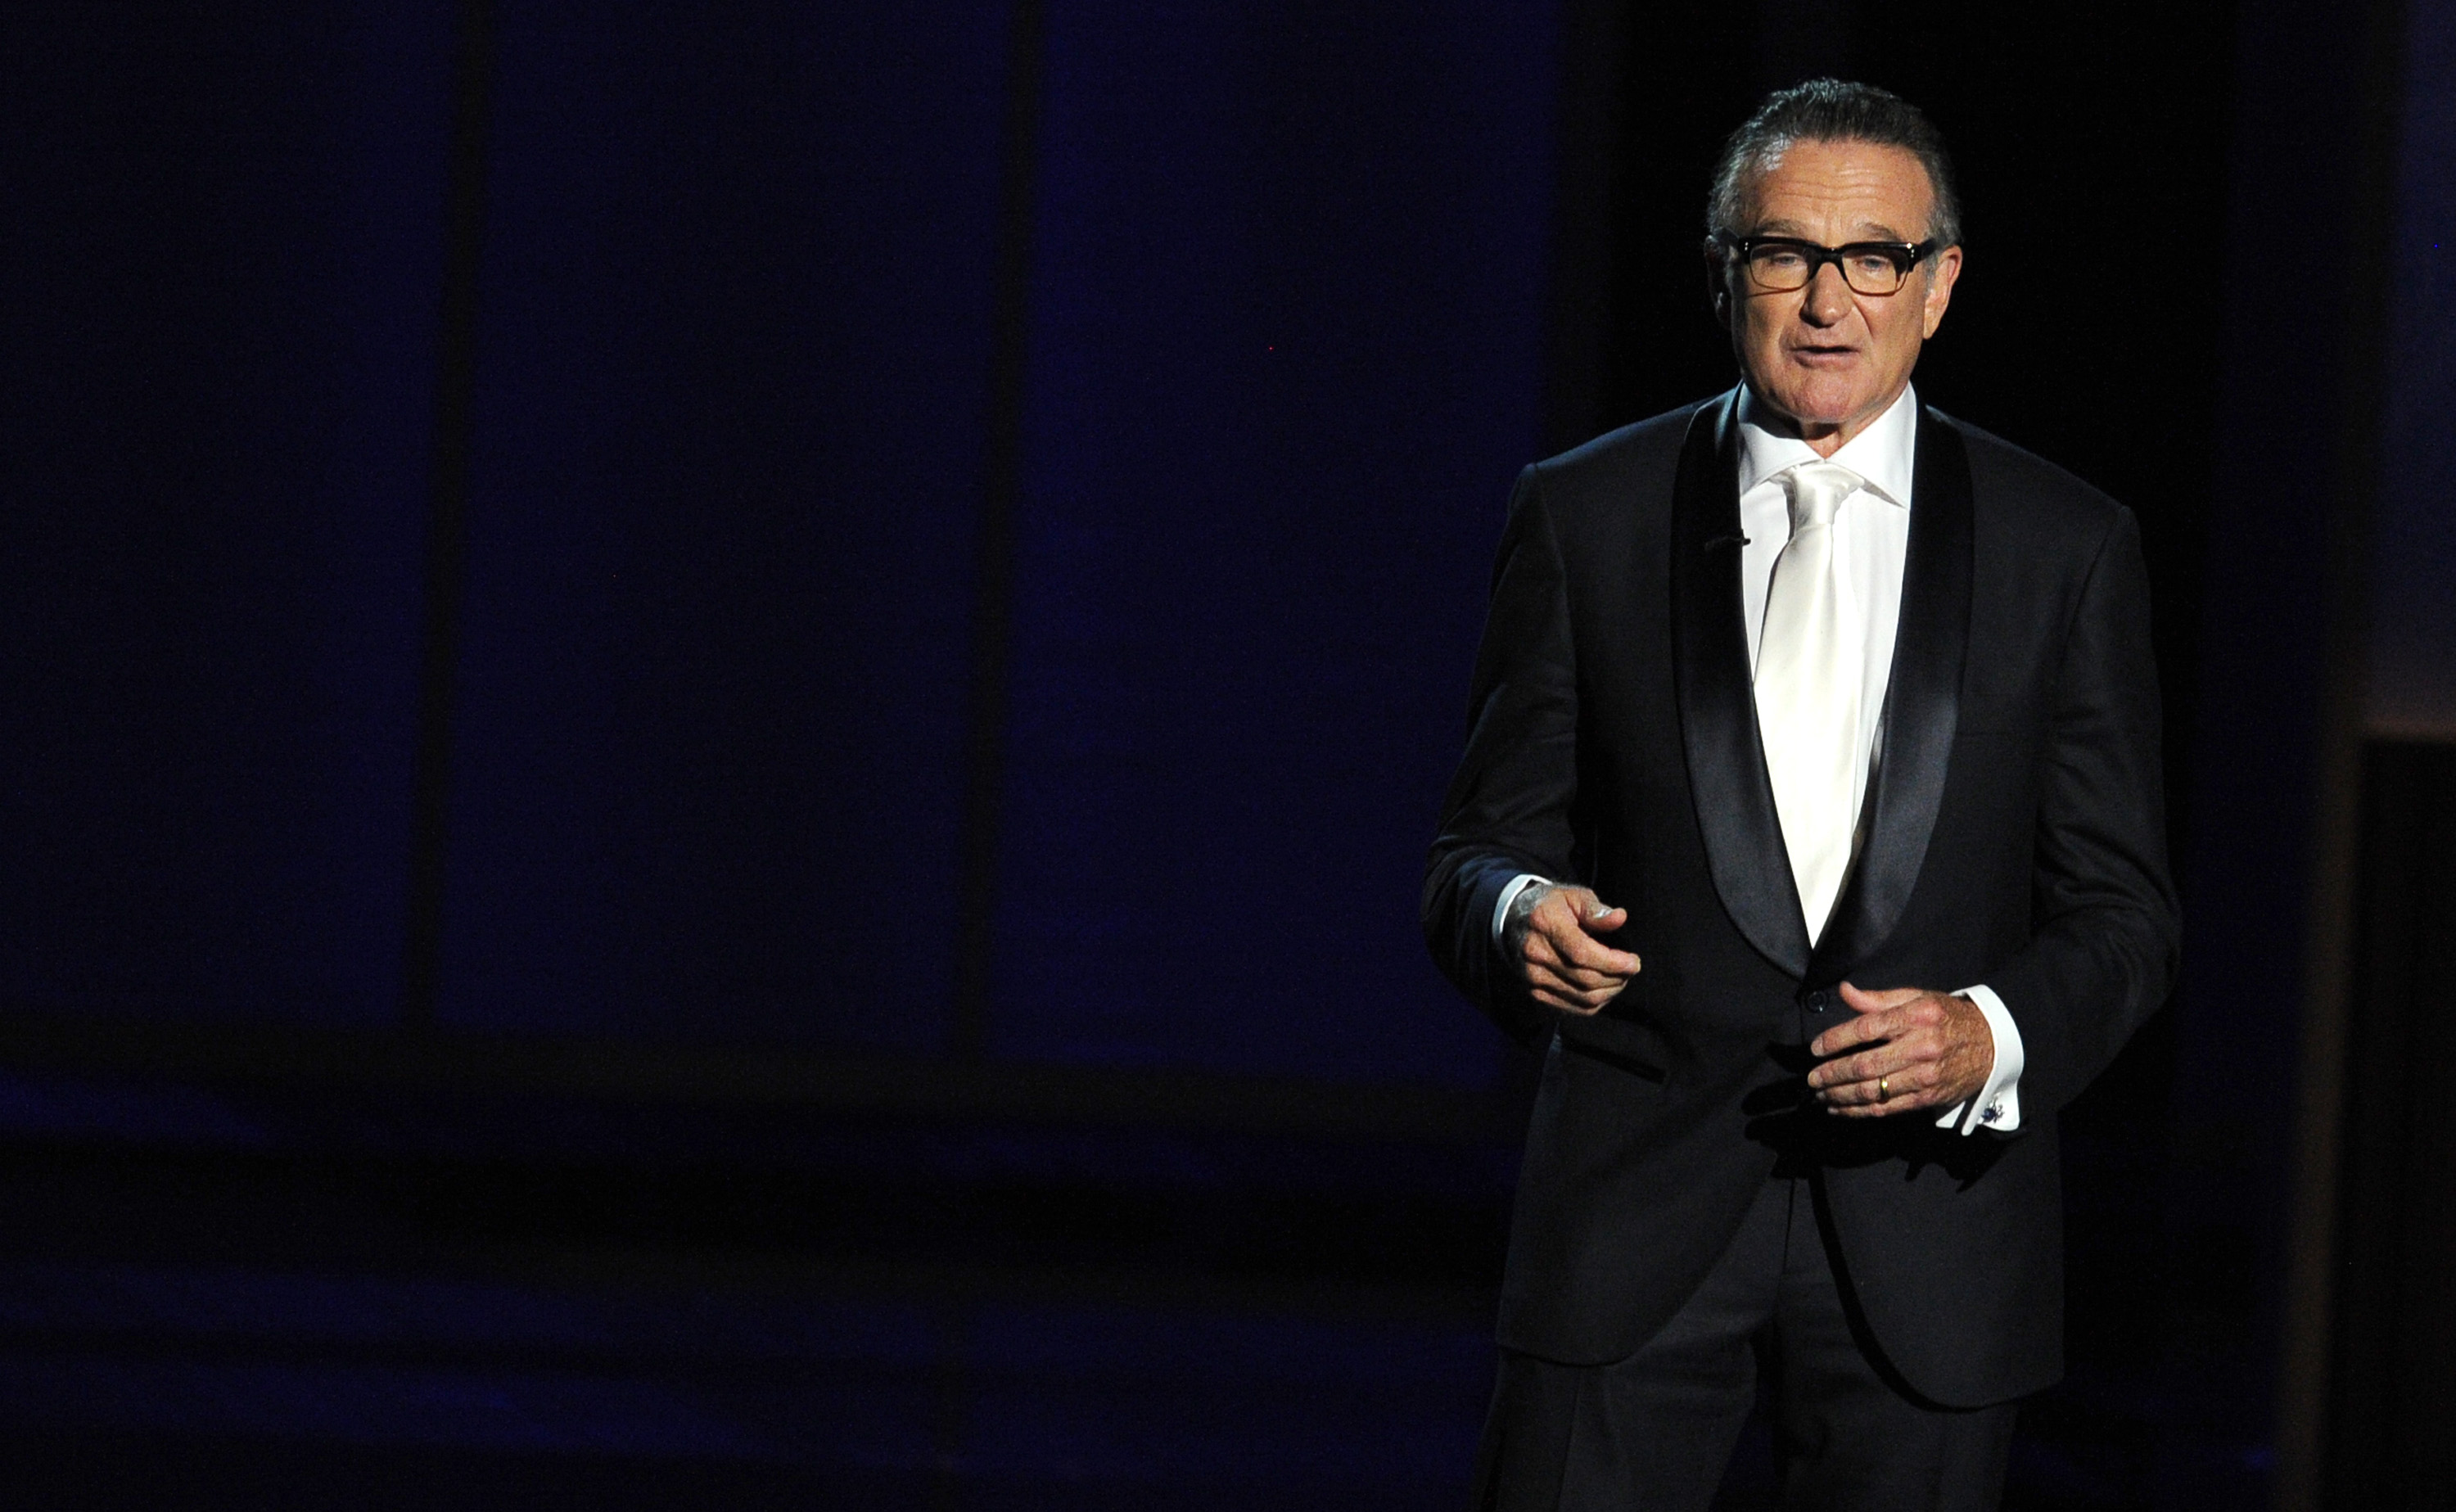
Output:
[1468, 1176, 2019, 1511]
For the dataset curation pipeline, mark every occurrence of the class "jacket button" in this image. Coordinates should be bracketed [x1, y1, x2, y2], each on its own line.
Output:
[1808, 991, 1831, 1013]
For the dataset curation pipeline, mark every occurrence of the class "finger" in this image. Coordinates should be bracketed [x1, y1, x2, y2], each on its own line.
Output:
[1572, 900, 1636, 953]
[1811, 1045, 1915, 1094]
[1520, 920, 1632, 982]
[1834, 1053, 1938, 1096]
[1551, 961, 1639, 994]
[1565, 975, 1632, 1010]
[1809, 1009, 1904, 1059]
[1526, 967, 1623, 1009]
[1831, 1078, 1937, 1114]
[1808, 1046, 1893, 1091]
[1810, 992, 1948, 1057]
[1821, 1063, 1937, 1112]
[1837, 981, 1925, 1014]
[1848, 1022, 1948, 1070]
[1533, 977, 1611, 1011]
[1521, 922, 1619, 975]
[1544, 922, 1643, 977]
[1531, 892, 1640, 960]
[1539, 885, 1609, 918]
[1533, 984, 1617, 1016]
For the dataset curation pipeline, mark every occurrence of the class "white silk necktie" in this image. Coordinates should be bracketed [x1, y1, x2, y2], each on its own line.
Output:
[1754, 460, 1866, 944]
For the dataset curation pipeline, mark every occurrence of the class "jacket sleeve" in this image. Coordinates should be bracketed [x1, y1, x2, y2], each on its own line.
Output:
[1421, 464, 1583, 1046]
[1980, 506, 2182, 1117]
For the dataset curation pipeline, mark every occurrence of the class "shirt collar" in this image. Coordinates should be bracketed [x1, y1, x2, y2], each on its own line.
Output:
[1734, 381, 1919, 508]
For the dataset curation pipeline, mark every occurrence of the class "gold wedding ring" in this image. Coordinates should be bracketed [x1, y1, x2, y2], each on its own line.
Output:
[1878, 1077, 1890, 1099]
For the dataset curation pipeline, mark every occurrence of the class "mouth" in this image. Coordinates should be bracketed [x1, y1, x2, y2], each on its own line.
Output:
[1788, 344, 1861, 367]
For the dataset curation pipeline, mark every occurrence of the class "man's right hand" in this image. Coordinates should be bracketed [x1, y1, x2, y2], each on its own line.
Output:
[1505, 883, 1642, 1016]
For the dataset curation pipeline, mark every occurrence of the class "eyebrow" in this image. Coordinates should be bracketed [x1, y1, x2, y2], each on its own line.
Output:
[1746, 218, 1920, 242]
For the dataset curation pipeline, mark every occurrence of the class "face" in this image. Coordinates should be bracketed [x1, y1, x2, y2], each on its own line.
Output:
[1714, 138, 1962, 453]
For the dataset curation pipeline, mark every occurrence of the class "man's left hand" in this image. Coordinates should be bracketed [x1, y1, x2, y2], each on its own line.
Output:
[1805, 982, 1993, 1117]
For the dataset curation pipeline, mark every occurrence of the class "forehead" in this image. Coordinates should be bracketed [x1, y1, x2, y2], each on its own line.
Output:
[1737, 138, 1935, 238]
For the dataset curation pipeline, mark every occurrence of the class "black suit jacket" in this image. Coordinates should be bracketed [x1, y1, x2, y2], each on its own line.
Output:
[1423, 389, 2179, 1406]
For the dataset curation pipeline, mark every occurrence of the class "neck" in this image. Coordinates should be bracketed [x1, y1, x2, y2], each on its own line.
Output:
[1745, 381, 1910, 458]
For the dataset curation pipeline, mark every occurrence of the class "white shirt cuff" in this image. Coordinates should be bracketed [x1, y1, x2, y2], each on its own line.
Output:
[1492, 873, 1551, 950]
[1935, 984, 2024, 1135]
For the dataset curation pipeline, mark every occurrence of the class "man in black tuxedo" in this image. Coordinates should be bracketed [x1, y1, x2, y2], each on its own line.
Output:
[1423, 80, 2178, 1510]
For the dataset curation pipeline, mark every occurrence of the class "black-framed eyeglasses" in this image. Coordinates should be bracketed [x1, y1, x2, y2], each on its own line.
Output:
[1709, 232, 1940, 296]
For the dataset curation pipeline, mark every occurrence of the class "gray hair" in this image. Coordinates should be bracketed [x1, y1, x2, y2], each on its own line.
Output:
[1706, 79, 1962, 249]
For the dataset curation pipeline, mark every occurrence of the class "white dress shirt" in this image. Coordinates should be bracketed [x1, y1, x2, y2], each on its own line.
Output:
[1496, 384, 2023, 1135]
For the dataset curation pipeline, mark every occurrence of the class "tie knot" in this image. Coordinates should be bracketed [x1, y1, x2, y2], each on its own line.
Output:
[1783, 461, 1863, 533]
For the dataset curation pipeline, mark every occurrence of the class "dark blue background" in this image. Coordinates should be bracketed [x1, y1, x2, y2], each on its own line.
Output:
[435, 0, 1014, 1050]
[0, 0, 1551, 1084]
[986, 0, 1548, 1078]
[1, 2, 449, 1027]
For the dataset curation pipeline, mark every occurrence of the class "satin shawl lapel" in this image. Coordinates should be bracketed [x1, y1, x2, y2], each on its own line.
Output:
[1672, 390, 1813, 977]
[1808, 404, 1974, 979]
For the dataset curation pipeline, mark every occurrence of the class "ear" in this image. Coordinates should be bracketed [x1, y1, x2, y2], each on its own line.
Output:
[1705, 251, 1732, 328]
[1921, 245, 1962, 339]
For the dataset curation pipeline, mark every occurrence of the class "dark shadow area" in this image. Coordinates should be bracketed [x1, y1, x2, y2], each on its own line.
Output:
[0, 1075, 1507, 1506]
[2321, 742, 2456, 1506]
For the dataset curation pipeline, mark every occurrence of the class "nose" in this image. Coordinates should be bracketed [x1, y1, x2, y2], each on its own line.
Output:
[1800, 261, 1853, 325]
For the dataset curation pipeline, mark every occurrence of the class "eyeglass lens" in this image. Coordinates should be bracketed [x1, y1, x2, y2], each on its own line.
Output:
[1745, 243, 1913, 295]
